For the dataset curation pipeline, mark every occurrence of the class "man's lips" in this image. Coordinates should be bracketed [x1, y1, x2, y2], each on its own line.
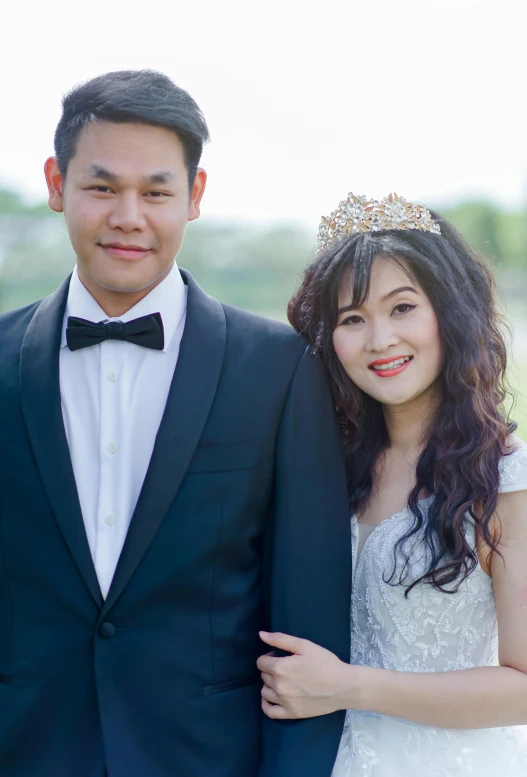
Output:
[100, 243, 152, 260]
[368, 355, 414, 378]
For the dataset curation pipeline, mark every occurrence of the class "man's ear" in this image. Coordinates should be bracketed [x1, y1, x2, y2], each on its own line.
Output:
[188, 168, 207, 222]
[44, 157, 65, 213]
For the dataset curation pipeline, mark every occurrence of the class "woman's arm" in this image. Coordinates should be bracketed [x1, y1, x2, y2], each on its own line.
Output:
[356, 663, 527, 729]
[258, 488, 527, 728]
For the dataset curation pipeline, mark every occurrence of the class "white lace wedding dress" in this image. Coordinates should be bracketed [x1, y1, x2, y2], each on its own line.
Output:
[332, 441, 527, 777]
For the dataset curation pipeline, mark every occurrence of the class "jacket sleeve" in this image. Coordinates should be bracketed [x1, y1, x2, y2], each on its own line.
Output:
[260, 345, 351, 777]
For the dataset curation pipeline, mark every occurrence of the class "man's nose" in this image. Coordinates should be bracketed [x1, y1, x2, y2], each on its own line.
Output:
[107, 193, 147, 232]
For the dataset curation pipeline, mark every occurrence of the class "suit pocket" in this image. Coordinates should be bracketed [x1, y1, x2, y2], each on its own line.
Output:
[203, 674, 260, 695]
[0, 674, 18, 687]
[187, 438, 262, 473]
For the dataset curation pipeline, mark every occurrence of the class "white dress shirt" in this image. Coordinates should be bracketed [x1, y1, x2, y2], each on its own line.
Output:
[59, 265, 187, 598]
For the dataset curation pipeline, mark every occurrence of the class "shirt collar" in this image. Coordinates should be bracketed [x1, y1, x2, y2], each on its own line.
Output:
[61, 263, 187, 352]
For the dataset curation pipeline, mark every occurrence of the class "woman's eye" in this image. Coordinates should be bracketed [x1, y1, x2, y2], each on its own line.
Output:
[343, 314, 364, 325]
[392, 303, 417, 315]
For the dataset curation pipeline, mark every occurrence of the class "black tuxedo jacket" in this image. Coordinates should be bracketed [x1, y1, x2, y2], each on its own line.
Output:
[0, 270, 351, 777]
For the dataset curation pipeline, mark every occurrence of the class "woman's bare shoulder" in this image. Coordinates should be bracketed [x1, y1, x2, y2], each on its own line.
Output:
[499, 435, 527, 494]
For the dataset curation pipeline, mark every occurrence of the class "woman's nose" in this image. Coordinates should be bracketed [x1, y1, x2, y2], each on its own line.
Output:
[366, 320, 400, 353]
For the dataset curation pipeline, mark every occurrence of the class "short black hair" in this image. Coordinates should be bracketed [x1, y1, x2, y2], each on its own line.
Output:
[54, 70, 210, 188]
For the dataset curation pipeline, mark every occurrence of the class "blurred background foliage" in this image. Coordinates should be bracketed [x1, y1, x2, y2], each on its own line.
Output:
[0, 186, 525, 433]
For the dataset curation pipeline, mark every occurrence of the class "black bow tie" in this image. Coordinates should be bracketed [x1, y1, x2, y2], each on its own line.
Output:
[66, 312, 164, 352]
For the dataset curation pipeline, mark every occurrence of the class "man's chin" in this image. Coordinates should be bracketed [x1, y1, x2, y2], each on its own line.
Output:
[99, 279, 158, 295]
[77, 262, 173, 297]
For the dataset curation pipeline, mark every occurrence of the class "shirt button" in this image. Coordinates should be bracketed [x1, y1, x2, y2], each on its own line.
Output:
[108, 371, 118, 382]
[105, 514, 116, 526]
[107, 442, 118, 454]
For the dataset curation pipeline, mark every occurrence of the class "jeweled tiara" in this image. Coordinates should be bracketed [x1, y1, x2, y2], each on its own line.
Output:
[316, 192, 441, 252]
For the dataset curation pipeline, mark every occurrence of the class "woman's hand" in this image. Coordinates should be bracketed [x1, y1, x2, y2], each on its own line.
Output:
[257, 631, 352, 720]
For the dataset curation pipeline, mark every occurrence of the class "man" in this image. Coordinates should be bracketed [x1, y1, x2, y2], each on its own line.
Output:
[0, 70, 350, 777]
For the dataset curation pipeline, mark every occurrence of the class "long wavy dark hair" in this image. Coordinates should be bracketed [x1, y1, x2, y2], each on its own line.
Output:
[288, 214, 516, 594]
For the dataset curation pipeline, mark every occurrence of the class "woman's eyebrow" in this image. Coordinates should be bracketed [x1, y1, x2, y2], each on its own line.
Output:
[337, 286, 419, 315]
[380, 285, 419, 301]
[337, 303, 356, 315]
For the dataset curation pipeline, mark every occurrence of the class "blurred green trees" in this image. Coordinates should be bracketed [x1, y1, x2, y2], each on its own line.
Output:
[1, 186, 526, 434]
[0, 186, 315, 317]
[441, 201, 527, 269]
[0, 186, 526, 316]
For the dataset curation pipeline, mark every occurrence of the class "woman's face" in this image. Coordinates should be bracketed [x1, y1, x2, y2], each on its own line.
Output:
[333, 255, 442, 409]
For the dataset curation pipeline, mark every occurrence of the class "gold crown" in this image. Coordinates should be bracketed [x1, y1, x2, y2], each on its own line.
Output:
[316, 192, 441, 252]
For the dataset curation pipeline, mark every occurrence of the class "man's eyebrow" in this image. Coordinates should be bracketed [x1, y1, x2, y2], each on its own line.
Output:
[141, 171, 174, 185]
[86, 167, 175, 185]
[88, 165, 118, 181]
[337, 286, 419, 315]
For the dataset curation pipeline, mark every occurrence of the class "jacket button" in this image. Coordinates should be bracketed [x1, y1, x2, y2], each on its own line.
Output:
[98, 622, 116, 639]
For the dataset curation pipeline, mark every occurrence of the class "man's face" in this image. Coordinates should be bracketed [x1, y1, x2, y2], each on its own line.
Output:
[45, 121, 206, 297]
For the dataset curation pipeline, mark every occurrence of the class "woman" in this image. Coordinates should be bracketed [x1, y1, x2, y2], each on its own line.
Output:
[257, 193, 527, 775]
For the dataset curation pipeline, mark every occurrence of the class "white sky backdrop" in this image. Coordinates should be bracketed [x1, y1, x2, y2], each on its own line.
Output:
[1, 0, 526, 227]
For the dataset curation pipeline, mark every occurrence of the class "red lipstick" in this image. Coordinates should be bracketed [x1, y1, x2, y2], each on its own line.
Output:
[367, 355, 413, 378]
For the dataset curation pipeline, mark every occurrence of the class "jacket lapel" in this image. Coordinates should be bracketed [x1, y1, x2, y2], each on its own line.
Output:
[19, 277, 103, 607]
[102, 271, 227, 614]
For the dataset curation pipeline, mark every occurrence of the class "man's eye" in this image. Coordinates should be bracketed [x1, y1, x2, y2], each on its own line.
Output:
[89, 186, 113, 193]
[146, 191, 169, 198]
[393, 303, 417, 315]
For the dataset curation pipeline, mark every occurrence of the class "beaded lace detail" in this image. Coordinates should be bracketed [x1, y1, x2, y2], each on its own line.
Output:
[332, 442, 527, 777]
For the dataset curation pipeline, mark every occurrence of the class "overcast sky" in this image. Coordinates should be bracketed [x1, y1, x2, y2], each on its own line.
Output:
[2, 0, 525, 227]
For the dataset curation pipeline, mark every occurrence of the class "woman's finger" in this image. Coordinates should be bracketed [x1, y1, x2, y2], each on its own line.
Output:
[257, 654, 279, 673]
[259, 631, 309, 654]
[261, 684, 280, 704]
[260, 671, 275, 688]
[261, 699, 291, 720]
